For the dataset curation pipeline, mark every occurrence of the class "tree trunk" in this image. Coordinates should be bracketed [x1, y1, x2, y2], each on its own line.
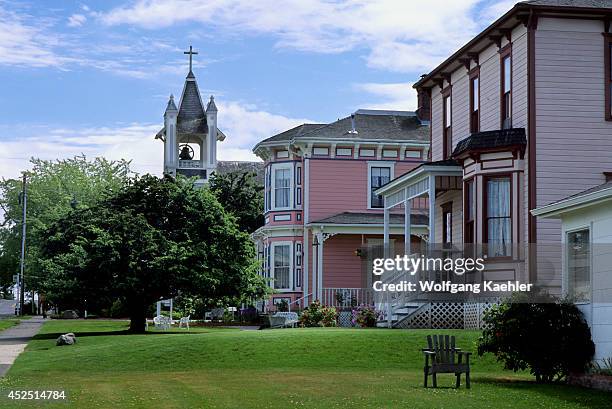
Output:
[128, 302, 147, 333]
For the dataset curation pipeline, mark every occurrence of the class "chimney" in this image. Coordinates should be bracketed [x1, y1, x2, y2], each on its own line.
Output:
[348, 114, 358, 134]
[416, 87, 431, 122]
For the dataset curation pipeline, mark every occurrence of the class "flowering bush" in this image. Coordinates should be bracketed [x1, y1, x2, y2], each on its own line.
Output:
[351, 305, 383, 328]
[299, 300, 337, 327]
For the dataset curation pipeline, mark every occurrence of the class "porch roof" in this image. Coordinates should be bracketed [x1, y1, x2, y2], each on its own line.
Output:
[532, 181, 612, 218]
[309, 211, 428, 226]
[374, 159, 462, 198]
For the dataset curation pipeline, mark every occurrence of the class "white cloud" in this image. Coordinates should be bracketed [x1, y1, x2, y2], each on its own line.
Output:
[67, 14, 87, 27]
[0, 102, 312, 179]
[98, 0, 512, 73]
[355, 82, 417, 111]
[0, 9, 67, 67]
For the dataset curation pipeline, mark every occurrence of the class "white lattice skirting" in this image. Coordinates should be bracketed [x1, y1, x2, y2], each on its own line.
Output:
[396, 301, 498, 329]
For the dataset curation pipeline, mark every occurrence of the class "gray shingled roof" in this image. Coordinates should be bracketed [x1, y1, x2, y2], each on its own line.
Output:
[258, 123, 326, 144]
[258, 111, 429, 146]
[310, 211, 428, 226]
[523, 0, 612, 8]
[216, 161, 265, 184]
[177, 79, 207, 134]
[453, 128, 526, 157]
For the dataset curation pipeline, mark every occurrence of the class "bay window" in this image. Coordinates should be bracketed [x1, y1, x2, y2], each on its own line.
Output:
[270, 164, 293, 210]
[485, 176, 511, 257]
[464, 179, 475, 244]
[273, 243, 291, 290]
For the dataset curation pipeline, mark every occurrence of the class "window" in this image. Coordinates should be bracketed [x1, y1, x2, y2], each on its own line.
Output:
[501, 52, 512, 129]
[485, 176, 511, 257]
[566, 229, 591, 302]
[273, 167, 292, 209]
[264, 167, 271, 212]
[605, 35, 612, 121]
[470, 74, 480, 133]
[295, 242, 302, 288]
[464, 179, 475, 244]
[369, 166, 391, 208]
[442, 202, 453, 246]
[442, 89, 452, 159]
[273, 244, 291, 290]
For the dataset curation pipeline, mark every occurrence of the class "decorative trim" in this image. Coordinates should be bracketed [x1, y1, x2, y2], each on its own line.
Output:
[274, 214, 292, 222]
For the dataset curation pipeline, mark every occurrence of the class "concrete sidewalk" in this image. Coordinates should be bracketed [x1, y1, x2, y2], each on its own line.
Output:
[0, 317, 45, 377]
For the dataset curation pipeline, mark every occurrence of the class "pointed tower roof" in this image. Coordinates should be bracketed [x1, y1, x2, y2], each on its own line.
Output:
[206, 95, 217, 113]
[165, 94, 178, 114]
[177, 71, 207, 134]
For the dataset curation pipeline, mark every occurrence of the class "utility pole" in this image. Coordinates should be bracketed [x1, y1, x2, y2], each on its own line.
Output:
[18, 173, 27, 316]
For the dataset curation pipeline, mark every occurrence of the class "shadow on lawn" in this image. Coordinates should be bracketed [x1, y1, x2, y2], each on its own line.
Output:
[32, 330, 205, 340]
[473, 376, 611, 408]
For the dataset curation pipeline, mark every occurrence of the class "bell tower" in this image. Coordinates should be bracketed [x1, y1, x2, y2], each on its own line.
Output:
[156, 46, 223, 185]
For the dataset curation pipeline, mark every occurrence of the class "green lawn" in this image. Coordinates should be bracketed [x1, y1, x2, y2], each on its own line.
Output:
[0, 319, 20, 332]
[0, 320, 609, 408]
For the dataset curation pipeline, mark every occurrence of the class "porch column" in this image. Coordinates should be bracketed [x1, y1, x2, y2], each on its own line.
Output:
[312, 238, 318, 301]
[317, 232, 324, 301]
[404, 195, 411, 255]
[383, 197, 390, 258]
[428, 174, 436, 245]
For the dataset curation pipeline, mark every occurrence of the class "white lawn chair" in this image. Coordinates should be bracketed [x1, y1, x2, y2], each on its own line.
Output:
[178, 315, 190, 330]
[153, 315, 171, 330]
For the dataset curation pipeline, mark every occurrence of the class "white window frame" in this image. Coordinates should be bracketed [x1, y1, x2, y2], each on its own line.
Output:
[271, 163, 294, 211]
[564, 225, 592, 305]
[271, 241, 293, 292]
[367, 162, 394, 209]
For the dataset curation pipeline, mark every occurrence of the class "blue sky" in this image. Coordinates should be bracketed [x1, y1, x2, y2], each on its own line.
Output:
[0, 0, 515, 178]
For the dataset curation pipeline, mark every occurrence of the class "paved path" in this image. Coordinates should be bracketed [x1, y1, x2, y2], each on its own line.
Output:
[0, 317, 45, 377]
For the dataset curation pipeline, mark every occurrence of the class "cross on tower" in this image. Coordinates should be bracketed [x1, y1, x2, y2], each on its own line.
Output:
[184, 45, 198, 72]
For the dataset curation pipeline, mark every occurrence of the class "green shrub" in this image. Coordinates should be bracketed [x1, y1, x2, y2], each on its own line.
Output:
[477, 294, 595, 383]
[299, 300, 337, 327]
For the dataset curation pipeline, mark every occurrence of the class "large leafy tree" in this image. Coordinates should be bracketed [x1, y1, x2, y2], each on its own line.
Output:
[0, 156, 133, 293]
[41, 175, 268, 332]
[209, 171, 264, 233]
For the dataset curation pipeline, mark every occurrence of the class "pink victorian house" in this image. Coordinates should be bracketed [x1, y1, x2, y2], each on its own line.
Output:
[253, 110, 430, 311]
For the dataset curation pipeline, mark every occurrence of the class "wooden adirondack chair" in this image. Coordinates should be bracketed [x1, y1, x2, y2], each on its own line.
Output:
[422, 334, 471, 388]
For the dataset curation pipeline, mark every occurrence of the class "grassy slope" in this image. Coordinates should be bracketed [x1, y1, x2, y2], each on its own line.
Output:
[0, 319, 20, 332]
[0, 320, 609, 408]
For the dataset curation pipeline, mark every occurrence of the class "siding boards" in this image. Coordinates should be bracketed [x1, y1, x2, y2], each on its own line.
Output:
[535, 18, 612, 245]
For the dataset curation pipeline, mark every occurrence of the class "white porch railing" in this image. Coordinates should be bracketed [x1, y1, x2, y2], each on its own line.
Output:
[178, 160, 202, 168]
[321, 288, 373, 308]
